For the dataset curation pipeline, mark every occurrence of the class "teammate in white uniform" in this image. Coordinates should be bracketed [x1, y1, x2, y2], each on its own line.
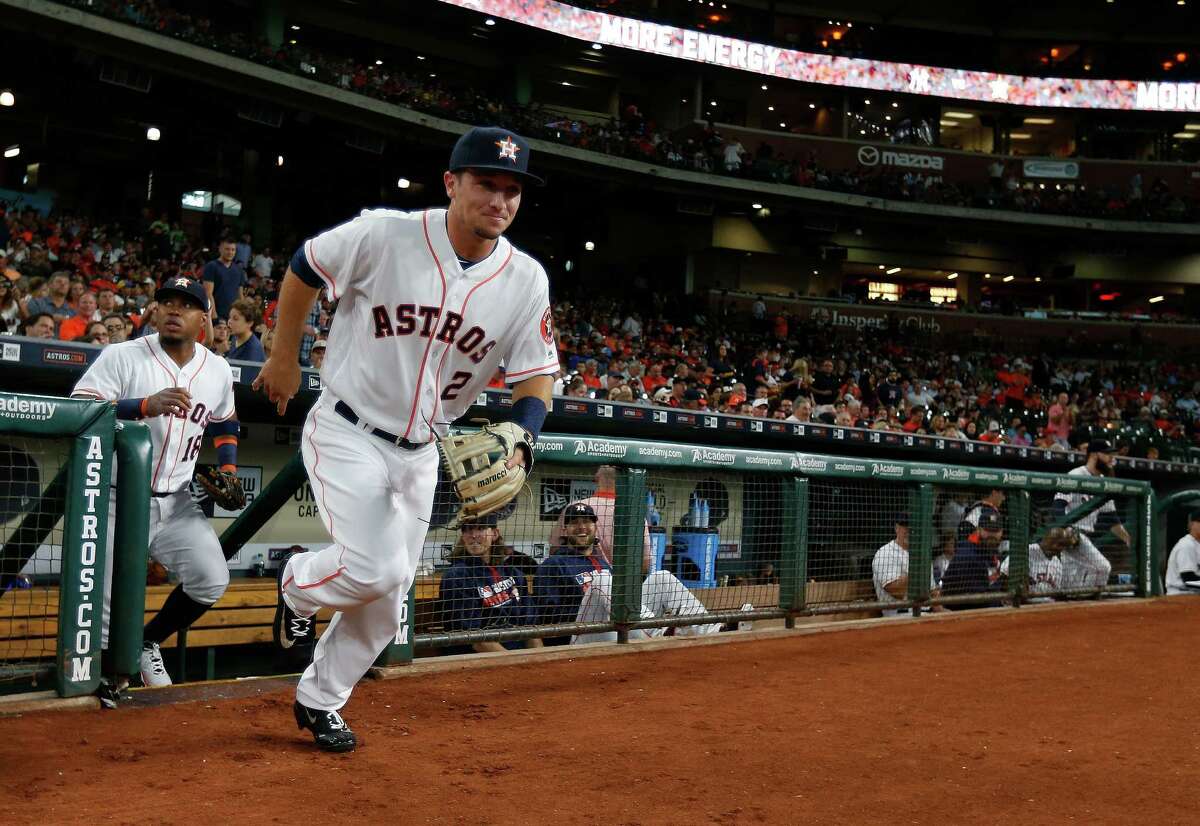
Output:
[71, 277, 237, 687]
[253, 127, 557, 752]
[1052, 438, 1128, 590]
[872, 513, 940, 616]
[1165, 510, 1200, 595]
[999, 527, 1073, 601]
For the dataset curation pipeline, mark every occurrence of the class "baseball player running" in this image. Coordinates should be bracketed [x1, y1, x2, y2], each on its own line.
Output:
[253, 127, 557, 752]
[1052, 438, 1127, 589]
[71, 277, 240, 687]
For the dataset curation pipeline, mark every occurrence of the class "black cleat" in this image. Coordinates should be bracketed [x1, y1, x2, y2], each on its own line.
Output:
[274, 555, 317, 661]
[293, 701, 357, 752]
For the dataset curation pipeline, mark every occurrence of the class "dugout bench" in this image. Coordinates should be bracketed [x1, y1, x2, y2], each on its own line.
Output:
[0, 577, 877, 684]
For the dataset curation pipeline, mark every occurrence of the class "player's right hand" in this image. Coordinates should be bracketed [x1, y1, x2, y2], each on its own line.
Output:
[252, 356, 300, 416]
[144, 388, 192, 418]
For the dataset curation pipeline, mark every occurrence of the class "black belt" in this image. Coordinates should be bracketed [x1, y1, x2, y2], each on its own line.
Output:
[334, 400, 424, 450]
[152, 491, 174, 498]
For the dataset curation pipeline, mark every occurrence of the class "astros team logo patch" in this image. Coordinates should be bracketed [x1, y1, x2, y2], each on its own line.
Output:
[173, 277, 191, 287]
[496, 136, 520, 162]
[540, 307, 553, 344]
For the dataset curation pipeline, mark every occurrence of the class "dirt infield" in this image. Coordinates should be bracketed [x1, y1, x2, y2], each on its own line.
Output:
[0, 599, 1195, 825]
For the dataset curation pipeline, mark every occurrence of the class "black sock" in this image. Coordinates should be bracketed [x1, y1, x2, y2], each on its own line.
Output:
[143, 585, 211, 645]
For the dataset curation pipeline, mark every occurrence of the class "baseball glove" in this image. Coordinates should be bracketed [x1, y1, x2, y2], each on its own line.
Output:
[437, 421, 533, 526]
[195, 467, 246, 511]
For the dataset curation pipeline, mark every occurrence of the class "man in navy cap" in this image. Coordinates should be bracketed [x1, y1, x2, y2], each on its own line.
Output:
[70, 274, 239, 690]
[255, 126, 558, 751]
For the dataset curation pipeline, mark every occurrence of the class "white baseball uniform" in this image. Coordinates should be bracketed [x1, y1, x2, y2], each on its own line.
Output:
[1053, 465, 1116, 587]
[1165, 534, 1200, 595]
[72, 334, 237, 642]
[283, 207, 559, 712]
[1000, 543, 1064, 601]
[1054, 465, 1118, 534]
[872, 539, 935, 616]
[570, 569, 722, 644]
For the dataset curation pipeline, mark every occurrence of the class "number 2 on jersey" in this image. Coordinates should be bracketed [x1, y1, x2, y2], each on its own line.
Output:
[441, 371, 472, 401]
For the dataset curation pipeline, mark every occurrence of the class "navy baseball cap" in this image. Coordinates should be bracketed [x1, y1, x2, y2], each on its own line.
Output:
[563, 502, 597, 521]
[978, 512, 1003, 532]
[448, 126, 544, 186]
[155, 276, 209, 313]
[894, 512, 911, 526]
[1087, 438, 1113, 454]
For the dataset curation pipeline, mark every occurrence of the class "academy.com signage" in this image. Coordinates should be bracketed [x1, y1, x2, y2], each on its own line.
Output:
[0, 394, 59, 422]
[437, 0, 1194, 112]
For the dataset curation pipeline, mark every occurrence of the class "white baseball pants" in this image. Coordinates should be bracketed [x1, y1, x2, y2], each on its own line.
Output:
[100, 487, 229, 647]
[571, 569, 723, 644]
[1060, 533, 1112, 590]
[284, 396, 437, 712]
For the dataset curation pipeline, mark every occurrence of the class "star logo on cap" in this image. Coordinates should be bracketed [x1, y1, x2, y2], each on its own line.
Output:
[173, 277, 191, 287]
[495, 136, 520, 162]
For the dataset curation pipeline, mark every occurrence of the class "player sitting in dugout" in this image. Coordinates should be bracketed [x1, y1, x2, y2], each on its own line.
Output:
[537, 502, 723, 645]
[436, 515, 543, 655]
[998, 527, 1079, 601]
[939, 510, 1006, 608]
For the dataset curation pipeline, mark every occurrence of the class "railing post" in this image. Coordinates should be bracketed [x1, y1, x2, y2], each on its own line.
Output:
[779, 477, 809, 629]
[1007, 490, 1031, 607]
[56, 406, 115, 697]
[1138, 492, 1157, 597]
[612, 468, 648, 644]
[907, 483, 934, 615]
[109, 422, 152, 677]
[374, 584, 416, 666]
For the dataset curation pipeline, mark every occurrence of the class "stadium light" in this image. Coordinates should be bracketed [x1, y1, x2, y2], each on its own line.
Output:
[751, 202, 763, 209]
[1150, 295, 1165, 303]
[768, 105, 774, 111]
[145, 127, 161, 141]
[809, 103, 816, 109]
[1024, 117, 1055, 124]
[591, 43, 602, 50]
[1003, 275, 1015, 282]
[947, 272, 958, 280]
[1035, 277, 1042, 282]
[0, 91, 13, 107]
[290, 24, 300, 30]
[891, 101, 899, 108]
[375, 59, 383, 65]
[886, 266, 901, 274]
[397, 177, 411, 189]
[780, 122, 787, 128]
[1173, 132, 1197, 139]
[484, 18, 496, 25]
[584, 240, 595, 251]
[761, 84, 768, 90]
[1010, 132, 1032, 139]
[3, 145, 18, 159]
[984, 273, 992, 279]
[943, 111, 974, 119]
[878, 265, 886, 270]
[276, 155, 284, 167]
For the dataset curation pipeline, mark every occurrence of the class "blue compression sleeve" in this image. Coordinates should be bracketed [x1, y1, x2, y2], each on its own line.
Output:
[510, 396, 547, 439]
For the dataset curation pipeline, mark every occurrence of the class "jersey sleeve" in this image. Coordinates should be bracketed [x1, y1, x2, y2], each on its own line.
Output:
[297, 211, 377, 301]
[71, 346, 127, 401]
[210, 366, 237, 423]
[503, 274, 559, 385]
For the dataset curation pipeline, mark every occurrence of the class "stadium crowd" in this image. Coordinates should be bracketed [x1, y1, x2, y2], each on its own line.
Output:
[56, 0, 1200, 224]
[2, 198, 1197, 459]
